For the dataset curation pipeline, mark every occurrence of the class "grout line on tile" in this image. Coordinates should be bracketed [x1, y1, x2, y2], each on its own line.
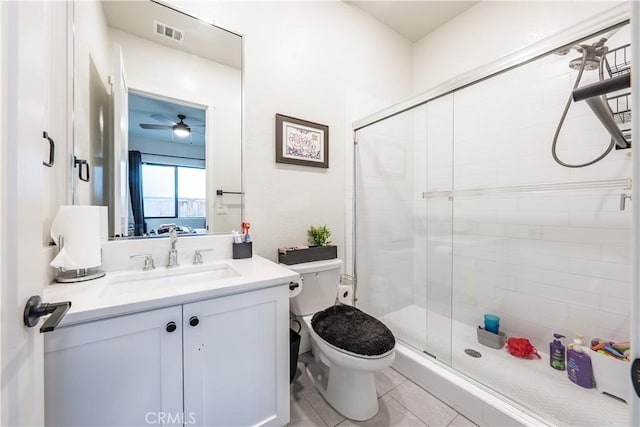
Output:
[299, 391, 330, 427]
[379, 374, 409, 398]
[384, 393, 441, 427]
[445, 415, 457, 427]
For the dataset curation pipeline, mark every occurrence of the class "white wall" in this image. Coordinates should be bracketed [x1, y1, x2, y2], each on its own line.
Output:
[169, 0, 413, 261]
[412, 1, 622, 94]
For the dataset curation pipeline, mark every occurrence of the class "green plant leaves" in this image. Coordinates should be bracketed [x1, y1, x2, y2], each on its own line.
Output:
[307, 225, 331, 246]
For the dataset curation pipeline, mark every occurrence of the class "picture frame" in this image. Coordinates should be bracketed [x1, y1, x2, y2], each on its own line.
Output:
[275, 114, 329, 168]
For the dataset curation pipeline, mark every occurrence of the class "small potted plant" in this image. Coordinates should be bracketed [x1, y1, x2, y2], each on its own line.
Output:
[308, 225, 331, 247]
[278, 225, 337, 265]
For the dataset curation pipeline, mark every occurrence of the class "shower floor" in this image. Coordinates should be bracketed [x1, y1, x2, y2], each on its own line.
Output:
[381, 305, 628, 427]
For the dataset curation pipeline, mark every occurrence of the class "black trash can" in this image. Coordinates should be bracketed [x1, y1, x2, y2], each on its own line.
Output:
[290, 329, 301, 383]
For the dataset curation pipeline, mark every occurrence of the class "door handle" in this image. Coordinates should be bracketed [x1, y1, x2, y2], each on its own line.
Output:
[23, 295, 71, 333]
[42, 131, 55, 167]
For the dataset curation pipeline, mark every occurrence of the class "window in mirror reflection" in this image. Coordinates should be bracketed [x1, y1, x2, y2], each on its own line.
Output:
[177, 167, 206, 217]
[142, 164, 206, 220]
[142, 164, 176, 218]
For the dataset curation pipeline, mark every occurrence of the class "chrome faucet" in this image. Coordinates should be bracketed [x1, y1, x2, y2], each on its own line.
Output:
[131, 254, 156, 271]
[167, 228, 179, 268]
[193, 248, 213, 265]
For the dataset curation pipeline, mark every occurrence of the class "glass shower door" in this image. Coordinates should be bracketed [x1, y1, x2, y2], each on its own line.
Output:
[423, 95, 454, 364]
[355, 95, 455, 364]
[355, 105, 428, 352]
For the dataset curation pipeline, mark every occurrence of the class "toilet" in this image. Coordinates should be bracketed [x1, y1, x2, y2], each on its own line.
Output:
[288, 258, 396, 421]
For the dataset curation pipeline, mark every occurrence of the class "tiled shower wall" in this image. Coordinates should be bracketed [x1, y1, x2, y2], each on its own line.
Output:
[419, 26, 632, 351]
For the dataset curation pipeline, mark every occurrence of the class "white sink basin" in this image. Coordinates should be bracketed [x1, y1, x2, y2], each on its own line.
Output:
[102, 263, 240, 296]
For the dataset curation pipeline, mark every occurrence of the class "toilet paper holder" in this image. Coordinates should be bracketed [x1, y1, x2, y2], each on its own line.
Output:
[289, 277, 303, 299]
[338, 274, 356, 305]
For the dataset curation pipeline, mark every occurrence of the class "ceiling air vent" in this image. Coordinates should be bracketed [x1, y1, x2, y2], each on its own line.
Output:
[153, 20, 184, 43]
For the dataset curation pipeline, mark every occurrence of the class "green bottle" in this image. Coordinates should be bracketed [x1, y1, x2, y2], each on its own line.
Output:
[550, 333, 566, 370]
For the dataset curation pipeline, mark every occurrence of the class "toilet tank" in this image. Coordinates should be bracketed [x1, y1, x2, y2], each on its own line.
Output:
[287, 258, 342, 316]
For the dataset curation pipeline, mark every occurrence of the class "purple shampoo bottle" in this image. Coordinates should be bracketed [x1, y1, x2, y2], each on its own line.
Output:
[566, 334, 593, 388]
[549, 333, 566, 371]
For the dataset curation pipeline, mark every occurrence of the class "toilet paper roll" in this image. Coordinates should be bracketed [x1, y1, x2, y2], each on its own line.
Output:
[50, 206, 102, 270]
[338, 284, 353, 306]
[289, 277, 303, 299]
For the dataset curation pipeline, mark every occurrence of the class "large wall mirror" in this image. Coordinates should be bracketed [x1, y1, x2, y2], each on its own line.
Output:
[72, 0, 243, 238]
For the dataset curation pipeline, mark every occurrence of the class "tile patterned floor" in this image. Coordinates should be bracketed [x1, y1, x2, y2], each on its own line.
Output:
[289, 353, 477, 427]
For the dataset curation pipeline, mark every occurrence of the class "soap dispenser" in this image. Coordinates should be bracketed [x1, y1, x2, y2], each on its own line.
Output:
[549, 333, 566, 371]
[567, 333, 594, 388]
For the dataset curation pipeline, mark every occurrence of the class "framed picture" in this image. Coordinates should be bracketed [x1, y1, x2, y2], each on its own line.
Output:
[276, 114, 329, 168]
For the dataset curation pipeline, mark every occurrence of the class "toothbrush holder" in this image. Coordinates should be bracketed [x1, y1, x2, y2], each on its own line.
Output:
[232, 242, 252, 259]
[477, 326, 507, 349]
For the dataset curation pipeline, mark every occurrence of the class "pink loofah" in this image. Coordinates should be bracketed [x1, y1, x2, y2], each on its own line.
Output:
[506, 337, 541, 359]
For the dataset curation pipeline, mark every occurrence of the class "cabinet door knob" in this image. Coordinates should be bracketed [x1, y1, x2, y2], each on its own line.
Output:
[189, 316, 199, 327]
[166, 321, 177, 333]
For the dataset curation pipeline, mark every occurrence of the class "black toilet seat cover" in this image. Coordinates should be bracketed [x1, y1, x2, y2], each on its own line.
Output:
[311, 304, 395, 357]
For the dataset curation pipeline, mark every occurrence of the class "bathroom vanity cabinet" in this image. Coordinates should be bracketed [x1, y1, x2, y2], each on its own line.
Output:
[44, 285, 289, 427]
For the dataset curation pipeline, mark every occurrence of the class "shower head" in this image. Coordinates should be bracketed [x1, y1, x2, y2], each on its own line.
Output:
[569, 56, 600, 71]
[568, 41, 606, 71]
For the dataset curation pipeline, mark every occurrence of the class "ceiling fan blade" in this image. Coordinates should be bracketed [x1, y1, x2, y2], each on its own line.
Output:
[140, 123, 172, 130]
[150, 114, 177, 125]
[189, 123, 205, 128]
[192, 128, 205, 135]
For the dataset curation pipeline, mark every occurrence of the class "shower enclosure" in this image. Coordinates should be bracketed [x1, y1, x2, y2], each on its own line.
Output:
[353, 16, 633, 427]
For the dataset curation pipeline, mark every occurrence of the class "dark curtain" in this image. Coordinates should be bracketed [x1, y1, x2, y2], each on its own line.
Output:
[128, 150, 145, 236]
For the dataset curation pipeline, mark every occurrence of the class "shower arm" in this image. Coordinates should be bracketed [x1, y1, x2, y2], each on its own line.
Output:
[571, 73, 631, 150]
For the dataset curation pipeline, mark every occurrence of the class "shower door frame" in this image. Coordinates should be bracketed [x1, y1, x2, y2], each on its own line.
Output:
[352, 2, 638, 422]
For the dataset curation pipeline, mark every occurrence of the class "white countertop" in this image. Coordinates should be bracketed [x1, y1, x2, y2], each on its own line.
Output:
[44, 255, 299, 327]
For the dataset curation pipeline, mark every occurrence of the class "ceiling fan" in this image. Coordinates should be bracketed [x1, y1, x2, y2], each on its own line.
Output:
[139, 114, 205, 137]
